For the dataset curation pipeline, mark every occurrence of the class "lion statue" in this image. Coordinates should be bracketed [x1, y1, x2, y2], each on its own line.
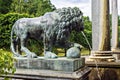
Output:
[10, 7, 84, 58]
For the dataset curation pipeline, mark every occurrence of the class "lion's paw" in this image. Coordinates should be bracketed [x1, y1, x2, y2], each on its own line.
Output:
[27, 52, 37, 58]
[66, 47, 80, 58]
[44, 51, 58, 58]
[14, 53, 23, 57]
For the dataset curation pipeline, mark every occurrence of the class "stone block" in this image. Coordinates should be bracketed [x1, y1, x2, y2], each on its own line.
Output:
[14, 57, 85, 72]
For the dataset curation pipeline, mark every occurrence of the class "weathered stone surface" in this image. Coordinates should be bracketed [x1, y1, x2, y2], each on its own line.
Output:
[88, 68, 119, 80]
[1, 67, 91, 80]
[92, 0, 100, 51]
[14, 57, 85, 72]
[92, 0, 110, 50]
[111, 0, 118, 50]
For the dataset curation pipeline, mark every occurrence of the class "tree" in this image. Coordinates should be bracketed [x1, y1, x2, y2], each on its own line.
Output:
[10, 0, 56, 16]
[83, 16, 92, 31]
[70, 16, 92, 49]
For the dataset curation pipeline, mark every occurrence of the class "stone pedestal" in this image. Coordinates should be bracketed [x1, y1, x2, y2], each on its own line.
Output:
[8, 57, 91, 80]
[14, 57, 85, 72]
[2, 67, 91, 80]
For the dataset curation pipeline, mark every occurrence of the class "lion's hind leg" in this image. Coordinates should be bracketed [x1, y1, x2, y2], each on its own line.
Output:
[11, 37, 22, 57]
[20, 34, 37, 58]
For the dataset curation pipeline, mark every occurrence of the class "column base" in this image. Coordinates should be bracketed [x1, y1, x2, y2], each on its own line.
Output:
[86, 51, 115, 62]
[111, 48, 120, 62]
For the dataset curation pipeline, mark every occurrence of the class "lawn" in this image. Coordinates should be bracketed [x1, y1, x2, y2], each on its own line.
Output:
[48, 48, 90, 57]
[0, 48, 90, 57]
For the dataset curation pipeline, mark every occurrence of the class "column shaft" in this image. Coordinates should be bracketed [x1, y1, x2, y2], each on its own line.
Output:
[111, 0, 118, 50]
[99, 0, 110, 51]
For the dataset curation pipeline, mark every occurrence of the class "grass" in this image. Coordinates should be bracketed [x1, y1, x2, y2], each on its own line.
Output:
[57, 48, 90, 57]
[0, 48, 90, 57]
[81, 48, 90, 56]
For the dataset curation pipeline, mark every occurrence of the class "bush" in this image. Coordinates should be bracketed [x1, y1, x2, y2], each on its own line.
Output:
[0, 13, 43, 55]
[0, 49, 15, 79]
[0, 13, 33, 49]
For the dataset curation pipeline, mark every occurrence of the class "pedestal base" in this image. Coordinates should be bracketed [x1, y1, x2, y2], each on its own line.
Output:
[14, 57, 85, 72]
[2, 67, 91, 80]
[10, 57, 91, 80]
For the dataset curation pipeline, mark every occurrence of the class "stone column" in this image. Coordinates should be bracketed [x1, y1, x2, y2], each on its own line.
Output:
[89, 0, 114, 62]
[98, 0, 110, 51]
[111, 0, 120, 61]
[111, 0, 118, 51]
[92, 0, 110, 51]
[92, 0, 100, 51]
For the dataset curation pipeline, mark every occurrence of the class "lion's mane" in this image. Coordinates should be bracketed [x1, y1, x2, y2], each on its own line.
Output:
[52, 7, 84, 41]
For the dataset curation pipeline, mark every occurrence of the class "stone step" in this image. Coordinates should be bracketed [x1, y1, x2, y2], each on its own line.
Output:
[92, 50, 120, 54]
[92, 53, 112, 56]
[89, 56, 114, 59]
[88, 56, 115, 62]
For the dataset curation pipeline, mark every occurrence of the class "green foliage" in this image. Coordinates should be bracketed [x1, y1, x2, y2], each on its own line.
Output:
[70, 16, 92, 49]
[0, 0, 12, 14]
[118, 16, 120, 26]
[0, 13, 33, 49]
[0, 0, 55, 16]
[0, 12, 43, 55]
[27, 39, 43, 56]
[0, 49, 16, 79]
[10, 0, 56, 16]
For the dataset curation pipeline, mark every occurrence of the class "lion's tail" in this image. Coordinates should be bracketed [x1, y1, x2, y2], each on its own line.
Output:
[10, 23, 18, 56]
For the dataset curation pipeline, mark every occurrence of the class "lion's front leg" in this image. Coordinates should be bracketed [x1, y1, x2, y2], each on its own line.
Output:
[43, 40, 57, 58]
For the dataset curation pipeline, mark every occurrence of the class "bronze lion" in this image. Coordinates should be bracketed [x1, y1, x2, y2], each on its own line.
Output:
[10, 7, 84, 58]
